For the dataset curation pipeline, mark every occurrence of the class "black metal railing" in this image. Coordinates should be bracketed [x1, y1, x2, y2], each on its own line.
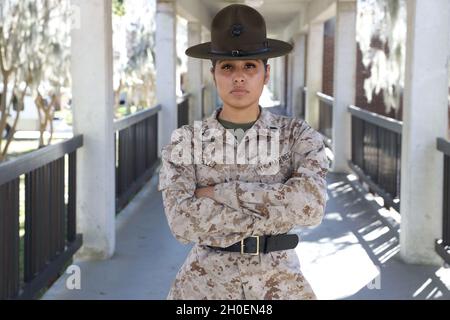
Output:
[348, 105, 402, 211]
[177, 94, 190, 128]
[436, 137, 450, 264]
[299, 86, 307, 119]
[201, 85, 206, 119]
[0, 136, 83, 299]
[316, 92, 333, 147]
[114, 105, 161, 212]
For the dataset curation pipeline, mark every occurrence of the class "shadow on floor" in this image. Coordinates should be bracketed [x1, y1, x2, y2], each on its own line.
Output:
[295, 172, 450, 300]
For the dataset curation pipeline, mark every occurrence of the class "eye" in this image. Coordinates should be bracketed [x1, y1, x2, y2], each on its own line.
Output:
[221, 64, 232, 70]
[245, 63, 256, 69]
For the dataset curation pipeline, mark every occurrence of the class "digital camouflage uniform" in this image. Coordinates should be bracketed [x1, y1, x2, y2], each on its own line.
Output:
[158, 107, 329, 300]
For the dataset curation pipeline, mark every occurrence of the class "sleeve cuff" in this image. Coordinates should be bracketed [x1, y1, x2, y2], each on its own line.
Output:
[213, 181, 241, 211]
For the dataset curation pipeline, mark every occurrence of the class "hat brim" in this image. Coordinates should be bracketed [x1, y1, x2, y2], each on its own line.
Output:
[185, 38, 293, 60]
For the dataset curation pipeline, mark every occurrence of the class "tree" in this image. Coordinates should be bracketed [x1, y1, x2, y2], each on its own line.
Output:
[356, 0, 406, 115]
[0, 0, 71, 161]
[112, 0, 156, 116]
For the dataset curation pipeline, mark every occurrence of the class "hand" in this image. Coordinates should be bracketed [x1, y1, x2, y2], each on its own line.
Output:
[195, 186, 215, 199]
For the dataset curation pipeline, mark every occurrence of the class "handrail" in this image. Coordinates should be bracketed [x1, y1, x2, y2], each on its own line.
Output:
[348, 161, 400, 212]
[0, 135, 83, 185]
[437, 137, 450, 156]
[316, 92, 334, 105]
[177, 93, 191, 104]
[113, 104, 161, 132]
[348, 104, 403, 134]
[436, 136, 450, 264]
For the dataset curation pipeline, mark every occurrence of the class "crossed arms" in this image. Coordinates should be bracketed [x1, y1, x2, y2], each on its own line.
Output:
[158, 123, 329, 248]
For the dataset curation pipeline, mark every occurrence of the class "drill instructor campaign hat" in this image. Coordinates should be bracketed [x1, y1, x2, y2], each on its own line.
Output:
[185, 4, 293, 60]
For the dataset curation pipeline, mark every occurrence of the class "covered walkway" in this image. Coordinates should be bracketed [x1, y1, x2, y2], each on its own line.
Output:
[2, 0, 450, 300]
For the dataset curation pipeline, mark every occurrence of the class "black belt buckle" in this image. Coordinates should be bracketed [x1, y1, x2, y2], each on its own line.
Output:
[241, 236, 260, 255]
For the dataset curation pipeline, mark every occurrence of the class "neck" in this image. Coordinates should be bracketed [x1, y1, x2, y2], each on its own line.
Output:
[218, 103, 260, 123]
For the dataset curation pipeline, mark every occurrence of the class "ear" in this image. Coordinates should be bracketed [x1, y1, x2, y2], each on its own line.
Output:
[264, 64, 271, 85]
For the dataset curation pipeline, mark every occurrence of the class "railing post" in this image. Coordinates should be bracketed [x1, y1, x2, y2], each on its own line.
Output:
[0, 179, 20, 299]
[436, 140, 450, 263]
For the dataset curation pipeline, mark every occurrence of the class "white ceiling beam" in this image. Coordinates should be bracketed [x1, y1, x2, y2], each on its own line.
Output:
[176, 0, 213, 30]
[305, 0, 336, 26]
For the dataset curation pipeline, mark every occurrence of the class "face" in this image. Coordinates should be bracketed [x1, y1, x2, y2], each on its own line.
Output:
[212, 59, 270, 110]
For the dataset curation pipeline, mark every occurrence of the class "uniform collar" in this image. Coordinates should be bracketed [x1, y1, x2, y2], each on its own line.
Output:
[203, 105, 278, 132]
[198, 106, 282, 165]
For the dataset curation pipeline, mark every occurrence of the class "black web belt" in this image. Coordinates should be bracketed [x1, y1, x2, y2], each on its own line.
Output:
[208, 234, 299, 255]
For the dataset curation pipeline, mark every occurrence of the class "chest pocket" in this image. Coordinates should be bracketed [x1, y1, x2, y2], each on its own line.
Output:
[252, 152, 292, 184]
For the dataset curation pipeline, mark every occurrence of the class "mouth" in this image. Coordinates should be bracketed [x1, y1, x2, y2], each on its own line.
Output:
[230, 89, 249, 96]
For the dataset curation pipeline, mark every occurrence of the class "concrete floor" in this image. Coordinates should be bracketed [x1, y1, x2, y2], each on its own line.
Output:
[296, 173, 450, 299]
[42, 172, 190, 300]
[42, 171, 450, 300]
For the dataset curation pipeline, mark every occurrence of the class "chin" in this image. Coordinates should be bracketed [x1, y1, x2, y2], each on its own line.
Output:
[225, 97, 255, 108]
[224, 101, 253, 109]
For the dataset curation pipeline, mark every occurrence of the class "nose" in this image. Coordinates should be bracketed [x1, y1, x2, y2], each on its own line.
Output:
[233, 69, 245, 84]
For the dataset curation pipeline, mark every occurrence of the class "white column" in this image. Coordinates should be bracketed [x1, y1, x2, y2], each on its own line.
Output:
[305, 22, 324, 130]
[331, 1, 356, 173]
[71, 0, 115, 260]
[400, 0, 449, 265]
[270, 56, 283, 104]
[202, 28, 216, 116]
[291, 33, 307, 118]
[156, 0, 177, 154]
[187, 21, 203, 124]
[286, 52, 294, 116]
[277, 57, 285, 106]
[268, 57, 276, 99]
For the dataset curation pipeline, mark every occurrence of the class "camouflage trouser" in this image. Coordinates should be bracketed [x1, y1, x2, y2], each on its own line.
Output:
[167, 245, 317, 300]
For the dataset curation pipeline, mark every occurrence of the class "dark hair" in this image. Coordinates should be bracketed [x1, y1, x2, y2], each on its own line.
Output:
[211, 58, 268, 71]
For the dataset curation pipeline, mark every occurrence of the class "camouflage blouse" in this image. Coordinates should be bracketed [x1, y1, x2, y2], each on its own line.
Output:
[159, 107, 329, 299]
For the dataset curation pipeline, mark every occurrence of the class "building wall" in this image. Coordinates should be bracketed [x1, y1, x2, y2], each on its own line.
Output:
[322, 18, 335, 97]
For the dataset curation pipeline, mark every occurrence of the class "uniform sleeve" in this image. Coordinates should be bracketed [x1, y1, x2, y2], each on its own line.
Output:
[158, 127, 259, 247]
[212, 123, 329, 233]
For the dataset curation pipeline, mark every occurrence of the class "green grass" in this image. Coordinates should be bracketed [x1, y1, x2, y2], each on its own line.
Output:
[115, 105, 137, 119]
